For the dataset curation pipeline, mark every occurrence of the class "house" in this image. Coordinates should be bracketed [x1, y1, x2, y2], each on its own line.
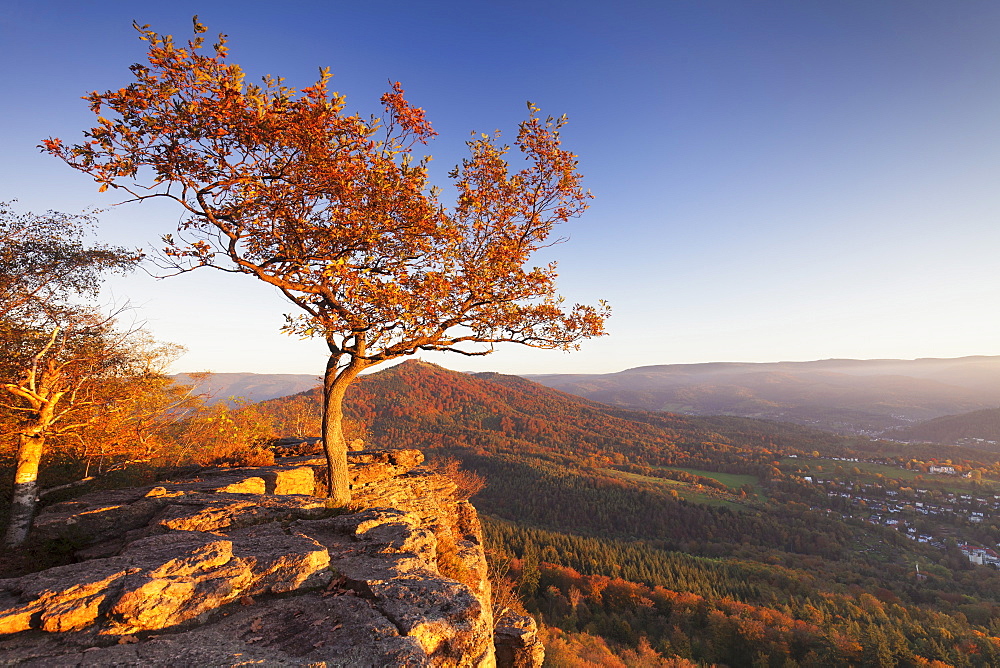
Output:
[930, 465, 956, 475]
[959, 545, 1000, 566]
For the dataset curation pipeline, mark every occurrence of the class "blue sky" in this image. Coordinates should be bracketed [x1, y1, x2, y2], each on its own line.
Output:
[3, 1, 1000, 375]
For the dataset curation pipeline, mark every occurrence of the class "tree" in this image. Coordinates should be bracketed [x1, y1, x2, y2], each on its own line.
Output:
[0, 309, 169, 546]
[0, 204, 139, 546]
[46, 18, 609, 505]
[64, 340, 195, 475]
[0, 203, 135, 320]
[168, 398, 276, 468]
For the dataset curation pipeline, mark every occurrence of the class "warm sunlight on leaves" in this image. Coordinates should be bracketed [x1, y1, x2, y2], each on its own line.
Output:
[46, 19, 609, 505]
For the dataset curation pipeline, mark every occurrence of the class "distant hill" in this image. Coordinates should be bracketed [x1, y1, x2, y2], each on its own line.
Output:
[175, 355, 1000, 434]
[172, 372, 320, 405]
[259, 359, 847, 467]
[891, 407, 1000, 448]
[526, 356, 1000, 434]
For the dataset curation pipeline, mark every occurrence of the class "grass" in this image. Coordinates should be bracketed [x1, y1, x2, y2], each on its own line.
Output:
[611, 469, 685, 487]
[601, 468, 745, 510]
[665, 467, 760, 491]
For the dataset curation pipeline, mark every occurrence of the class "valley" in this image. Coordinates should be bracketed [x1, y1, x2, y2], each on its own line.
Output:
[251, 360, 1000, 665]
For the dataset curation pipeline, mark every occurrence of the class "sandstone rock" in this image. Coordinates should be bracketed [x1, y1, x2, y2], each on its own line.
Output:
[32, 471, 323, 553]
[0, 452, 541, 667]
[349, 448, 426, 486]
[301, 507, 495, 667]
[266, 465, 315, 495]
[0, 557, 138, 635]
[352, 473, 490, 600]
[31, 492, 169, 546]
[372, 576, 494, 667]
[495, 609, 546, 668]
[272, 436, 323, 457]
[138, 493, 325, 536]
[163, 463, 316, 496]
[0, 528, 331, 637]
[4, 592, 434, 667]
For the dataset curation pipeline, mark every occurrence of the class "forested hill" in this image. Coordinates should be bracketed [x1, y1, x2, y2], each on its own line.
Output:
[262, 359, 846, 470]
[892, 407, 1000, 448]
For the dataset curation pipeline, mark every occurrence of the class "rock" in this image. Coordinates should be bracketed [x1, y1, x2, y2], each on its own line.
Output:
[0, 451, 541, 667]
[0, 528, 331, 637]
[31, 466, 321, 551]
[272, 436, 324, 457]
[0, 557, 134, 634]
[495, 609, 546, 668]
[349, 448, 426, 486]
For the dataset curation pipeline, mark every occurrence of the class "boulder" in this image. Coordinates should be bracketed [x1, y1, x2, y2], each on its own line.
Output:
[495, 609, 546, 668]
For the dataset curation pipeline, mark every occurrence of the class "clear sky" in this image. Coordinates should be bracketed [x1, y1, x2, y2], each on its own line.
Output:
[3, 1, 1000, 376]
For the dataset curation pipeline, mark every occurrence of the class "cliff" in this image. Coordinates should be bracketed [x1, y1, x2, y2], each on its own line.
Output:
[0, 450, 544, 667]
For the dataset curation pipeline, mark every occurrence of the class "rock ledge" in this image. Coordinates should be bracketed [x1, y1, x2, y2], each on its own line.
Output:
[0, 451, 543, 667]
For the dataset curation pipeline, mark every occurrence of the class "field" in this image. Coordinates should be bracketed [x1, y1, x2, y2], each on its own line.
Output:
[666, 467, 760, 491]
[601, 468, 747, 509]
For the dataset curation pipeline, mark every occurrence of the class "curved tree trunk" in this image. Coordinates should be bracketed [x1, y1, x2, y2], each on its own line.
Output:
[3, 431, 45, 547]
[320, 355, 366, 505]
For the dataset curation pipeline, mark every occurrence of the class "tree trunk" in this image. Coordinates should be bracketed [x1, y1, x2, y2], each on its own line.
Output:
[3, 431, 45, 547]
[320, 355, 362, 506]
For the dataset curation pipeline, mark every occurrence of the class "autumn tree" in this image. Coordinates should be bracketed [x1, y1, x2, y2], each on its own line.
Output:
[0, 202, 136, 320]
[46, 18, 610, 505]
[0, 205, 141, 546]
[65, 340, 196, 475]
[166, 398, 277, 468]
[0, 310, 170, 546]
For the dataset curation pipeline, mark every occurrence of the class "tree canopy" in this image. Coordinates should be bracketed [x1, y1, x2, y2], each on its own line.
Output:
[46, 17, 609, 504]
[0, 203, 137, 321]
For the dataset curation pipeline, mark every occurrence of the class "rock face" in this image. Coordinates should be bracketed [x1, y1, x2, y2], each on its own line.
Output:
[0, 451, 544, 667]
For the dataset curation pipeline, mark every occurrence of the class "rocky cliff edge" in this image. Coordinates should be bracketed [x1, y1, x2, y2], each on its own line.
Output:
[0, 450, 544, 667]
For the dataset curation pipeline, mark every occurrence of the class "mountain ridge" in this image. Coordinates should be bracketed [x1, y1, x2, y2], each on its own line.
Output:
[526, 356, 1000, 433]
[174, 355, 1000, 434]
[257, 358, 849, 472]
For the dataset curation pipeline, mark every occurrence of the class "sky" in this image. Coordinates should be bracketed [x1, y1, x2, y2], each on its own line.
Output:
[3, 1, 1000, 376]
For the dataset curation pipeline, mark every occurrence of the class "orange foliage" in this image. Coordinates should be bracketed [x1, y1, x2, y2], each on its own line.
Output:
[46, 17, 609, 503]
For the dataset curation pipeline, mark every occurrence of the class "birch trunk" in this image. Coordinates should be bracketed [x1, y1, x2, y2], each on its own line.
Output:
[3, 431, 45, 547]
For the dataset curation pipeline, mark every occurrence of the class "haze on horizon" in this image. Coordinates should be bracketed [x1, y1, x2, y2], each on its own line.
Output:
[4, 1, 1000, 376]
